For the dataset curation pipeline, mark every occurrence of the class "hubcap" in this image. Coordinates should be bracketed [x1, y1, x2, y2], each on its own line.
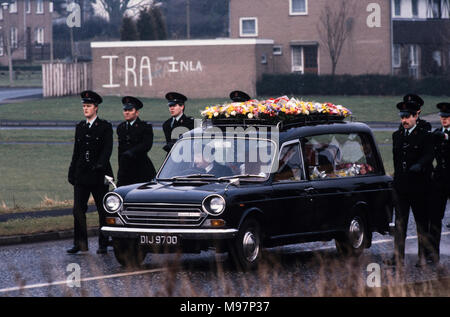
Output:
[242, 230, 259, 262]
[349, 218, 364, 249]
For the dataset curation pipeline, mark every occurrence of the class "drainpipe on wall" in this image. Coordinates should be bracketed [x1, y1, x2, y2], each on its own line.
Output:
[390, 0, 394, 75]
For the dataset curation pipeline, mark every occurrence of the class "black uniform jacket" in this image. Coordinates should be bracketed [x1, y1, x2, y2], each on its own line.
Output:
[117, 117, 156, 186]
[392, 124, 433, 194]
[162, 113, 195, 152]
[69, 118, 114, 186]
[432, 128, 450, 183]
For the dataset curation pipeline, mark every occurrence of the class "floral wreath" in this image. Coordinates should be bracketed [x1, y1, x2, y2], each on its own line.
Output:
[201, 96, 352, 121]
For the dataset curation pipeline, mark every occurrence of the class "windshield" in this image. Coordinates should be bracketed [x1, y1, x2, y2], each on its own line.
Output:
[157, 137, 277, 180]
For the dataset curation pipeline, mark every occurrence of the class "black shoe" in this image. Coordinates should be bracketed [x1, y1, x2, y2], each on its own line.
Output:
[67, 246, 88, 254]
[96, 247, 107, 254]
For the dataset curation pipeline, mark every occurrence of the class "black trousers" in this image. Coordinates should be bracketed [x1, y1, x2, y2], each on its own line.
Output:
[427, 182, 449, 262]
[73, 184, 109, 249]
[393, 190, 429, 261]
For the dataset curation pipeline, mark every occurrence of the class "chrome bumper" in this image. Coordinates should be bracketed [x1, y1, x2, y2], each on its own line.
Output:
[101, 226, 238, 240]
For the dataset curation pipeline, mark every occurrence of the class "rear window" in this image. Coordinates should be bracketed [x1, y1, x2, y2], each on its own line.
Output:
[301, 133, 379, 179]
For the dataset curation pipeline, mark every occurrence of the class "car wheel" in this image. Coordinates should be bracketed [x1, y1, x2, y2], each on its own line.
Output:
[229, 218, 263, 271]
[335, 214, 369, 257]
[112, 238, 146, 268]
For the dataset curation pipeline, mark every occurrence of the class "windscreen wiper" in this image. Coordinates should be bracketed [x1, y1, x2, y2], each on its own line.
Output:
[218, 174, 266, 180]
[156, 174, 217, 181]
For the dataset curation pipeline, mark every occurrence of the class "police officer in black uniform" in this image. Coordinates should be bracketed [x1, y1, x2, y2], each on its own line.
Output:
[230, 90, 252, 102]
[117, 96, 156, 186]
[386, 100, 434, 267]
[68, 90, 114, 254]
[162, 92, 194, 153]
[428, 102, 450, 264]
[403, 94, 432, 132]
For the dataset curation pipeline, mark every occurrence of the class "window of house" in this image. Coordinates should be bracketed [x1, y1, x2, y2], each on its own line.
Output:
[432, 50, 442, 67]
[302, 133, 379, 180]
[431, 0, 442, 18]
[273, 45, 283, 56]
[0, 35, 3, 56]
[291, 46, 303, 73]
[394, 0, 402, 16]
[37, 0, 44, 14]
[239, 17, 258, 37]
[393, 44, 401, 68]
[9, 1, 17, 13]
[26, 0, 31, 13]
[290, 0, 308, 15]
[49, 1, 54, 13]
[409, 44, 419, 66]
[273, 142, 305, 182]
[411, 0, 419, 16]
[10, 27, 18, 49]
[443, 0, 450, 18]
[35, 28, 45, 45]
[0, 8, 3, 20]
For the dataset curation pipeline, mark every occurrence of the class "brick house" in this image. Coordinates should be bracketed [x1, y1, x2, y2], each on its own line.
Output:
[0, 0, 53, 64]
[229, 0, 393, 76]
[392, 0, 450, 78]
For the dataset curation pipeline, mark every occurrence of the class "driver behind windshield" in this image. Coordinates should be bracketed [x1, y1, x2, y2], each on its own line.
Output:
[192, 152, 233, 178]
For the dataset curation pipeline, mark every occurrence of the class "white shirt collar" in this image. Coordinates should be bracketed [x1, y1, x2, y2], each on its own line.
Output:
[173, 113, 183, 122]
[128, 119, 137, 126]
[87, 116, 97, 126]
[407, 124, 417, 134]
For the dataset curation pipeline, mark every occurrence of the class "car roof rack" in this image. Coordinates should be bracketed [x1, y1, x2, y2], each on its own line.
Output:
[202, 114, 349, 131]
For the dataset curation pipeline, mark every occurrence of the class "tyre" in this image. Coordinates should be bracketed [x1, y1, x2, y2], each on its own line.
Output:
[229, 218, 263, 271]
[335, 214, 370, 257]
[112, 238, 146, 268]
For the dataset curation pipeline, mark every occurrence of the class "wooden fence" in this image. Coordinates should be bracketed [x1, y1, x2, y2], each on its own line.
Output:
[42, 62, 92, 97]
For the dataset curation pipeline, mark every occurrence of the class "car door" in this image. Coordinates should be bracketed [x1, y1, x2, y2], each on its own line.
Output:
[271, 140, 315, 235]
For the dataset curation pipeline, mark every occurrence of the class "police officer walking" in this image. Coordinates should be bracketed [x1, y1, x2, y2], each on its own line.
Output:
[428, 102, 450, 264]
[162, 92, 194, 153]
[386, 100, 434, 267]
[117, 96, 156, 186]
[68, 90, 114, 254]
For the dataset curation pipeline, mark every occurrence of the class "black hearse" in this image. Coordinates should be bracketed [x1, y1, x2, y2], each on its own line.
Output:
[102, 116, 393, 269]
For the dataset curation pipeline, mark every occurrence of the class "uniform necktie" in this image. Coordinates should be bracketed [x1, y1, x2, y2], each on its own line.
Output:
[127, 122, 131, 130]
[171, 118, 177, 128]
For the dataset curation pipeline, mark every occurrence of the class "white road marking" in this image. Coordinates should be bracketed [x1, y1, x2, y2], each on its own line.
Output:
[0, 232, 449, 294]
[0, 267, 165, 294]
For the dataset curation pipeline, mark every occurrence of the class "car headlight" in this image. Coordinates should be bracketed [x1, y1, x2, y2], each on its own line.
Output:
[103, 193, 123, 214]
[202, 195, 226, 216]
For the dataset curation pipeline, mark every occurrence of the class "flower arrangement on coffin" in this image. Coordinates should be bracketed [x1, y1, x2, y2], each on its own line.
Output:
[200, 96, 352, 121]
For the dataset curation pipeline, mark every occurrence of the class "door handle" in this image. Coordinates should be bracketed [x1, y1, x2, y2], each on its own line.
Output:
[304, 187, 316, 193]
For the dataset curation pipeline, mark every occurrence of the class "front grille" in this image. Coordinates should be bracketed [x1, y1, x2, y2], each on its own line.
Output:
[120, 203, 206, 227]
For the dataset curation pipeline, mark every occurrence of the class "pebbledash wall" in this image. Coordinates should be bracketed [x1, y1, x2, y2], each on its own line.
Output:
[90, 39, 275, 99]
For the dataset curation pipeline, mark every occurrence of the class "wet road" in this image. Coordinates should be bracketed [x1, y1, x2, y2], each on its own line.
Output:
[0, 207, 449, 297]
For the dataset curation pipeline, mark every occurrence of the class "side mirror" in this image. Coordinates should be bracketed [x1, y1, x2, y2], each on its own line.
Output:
[104, 175, 117, 189]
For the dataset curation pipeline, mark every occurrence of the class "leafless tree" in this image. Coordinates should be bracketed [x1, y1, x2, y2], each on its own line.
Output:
[317, 0, 355, 76]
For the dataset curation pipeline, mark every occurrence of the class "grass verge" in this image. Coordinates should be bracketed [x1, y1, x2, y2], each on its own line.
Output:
[0, 213, 98, 236]
[0, 95, 444, 122]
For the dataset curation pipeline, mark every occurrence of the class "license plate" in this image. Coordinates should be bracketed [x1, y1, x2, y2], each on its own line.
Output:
[139, 234, 180, 246]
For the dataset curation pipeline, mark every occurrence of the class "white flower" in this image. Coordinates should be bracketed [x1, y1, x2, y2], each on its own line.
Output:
[214, 112, 219, 117]
[231, 111, 236, 116]
[248, 113, 254, 119]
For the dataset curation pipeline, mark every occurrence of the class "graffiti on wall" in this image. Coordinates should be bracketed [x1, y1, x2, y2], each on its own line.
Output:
[101, 55, 204, 88]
